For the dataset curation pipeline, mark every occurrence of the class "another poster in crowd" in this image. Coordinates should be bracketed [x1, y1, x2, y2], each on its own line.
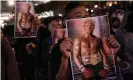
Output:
[15, 2, 38, 38]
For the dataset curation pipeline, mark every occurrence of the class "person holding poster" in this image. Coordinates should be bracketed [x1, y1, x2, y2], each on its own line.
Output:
[58, 2, 120, 80]
[51, 29, 67, 80]
[73, 19, 109, 80]
[17, 3, 34, 37]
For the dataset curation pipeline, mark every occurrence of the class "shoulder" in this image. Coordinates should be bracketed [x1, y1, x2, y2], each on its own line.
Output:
[125, 32, 133, 45]
[73, 36, 82, 43]
[93, 35, 102, 43]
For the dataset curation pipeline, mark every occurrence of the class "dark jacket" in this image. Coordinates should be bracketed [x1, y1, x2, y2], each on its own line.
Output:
[116, 31, 133, 74]
[1, 38, 20, 80]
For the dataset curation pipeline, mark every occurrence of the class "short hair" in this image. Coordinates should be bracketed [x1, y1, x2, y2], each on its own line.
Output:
[64, 2, 84, 17]
[84, 19, 95, 27]
[49, 16, 62, 24]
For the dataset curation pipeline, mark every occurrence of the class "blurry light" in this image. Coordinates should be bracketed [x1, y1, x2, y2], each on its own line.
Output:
[58, 14, 63, 17]
[91, 10, 94, 13]
[0, 17, 10, 20]
[49, 10, 54, 16]
[114, 1, 118, 5]
[86, 8, 89, 11]
[109, 2, 113, 7]
[34, 3, 38, 6]
[129, 0, 132, 3]
[94, 5, 98, 8]
[0, 20, 4, 24]
[8, 0, 15, 6]
[106, 2, 109, 6]
[1, 24, 5, 28]
[43, 0, 51, 4]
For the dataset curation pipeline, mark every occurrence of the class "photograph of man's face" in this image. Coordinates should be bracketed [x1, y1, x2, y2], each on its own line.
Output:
[66, 16, 107, 40]
[84, 19, 95, 34]
[23, 3, 31, 13]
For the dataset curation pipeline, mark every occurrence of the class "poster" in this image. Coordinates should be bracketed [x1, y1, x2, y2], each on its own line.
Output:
[15, 2, 38, 38]
[66, 15, 117, 80]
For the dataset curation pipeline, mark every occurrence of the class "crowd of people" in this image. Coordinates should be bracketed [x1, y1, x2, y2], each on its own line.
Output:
[1, 1, 133, 80]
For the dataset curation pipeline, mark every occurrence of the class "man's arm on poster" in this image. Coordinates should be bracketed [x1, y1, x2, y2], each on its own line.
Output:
[73, 38, 82, 69]
[31, 15, 34, 32]
[100, 43, 109, 70]
[17, 13, 22, 32]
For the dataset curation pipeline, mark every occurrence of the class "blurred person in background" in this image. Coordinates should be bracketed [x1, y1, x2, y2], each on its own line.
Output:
[116, 10, 124, 23]
[110, 17, 121, 35]
[119, 2, 133, 29]
[116, 12, 133, 80]
[47, 16, 64, 80]
[1, 30, 20, 80]
[36, 17, 51, 80]
[36, 16, 63, 80]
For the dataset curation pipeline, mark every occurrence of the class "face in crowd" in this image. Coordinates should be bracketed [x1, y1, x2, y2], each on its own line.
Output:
[48, 19, 62, 33]
[55, 29, 65, 39]
[84, 19, 95, 35]
[65, 5, 88, 19]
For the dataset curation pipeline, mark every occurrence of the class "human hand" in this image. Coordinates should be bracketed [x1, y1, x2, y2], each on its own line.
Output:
[103, 35, 120, 57]
[60, 38, 73, 58]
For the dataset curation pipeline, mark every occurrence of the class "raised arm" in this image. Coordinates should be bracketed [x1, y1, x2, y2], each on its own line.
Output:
[99, 39, 109, 69]
[73, 38, 82, 69]
[17, 13, 22, 32]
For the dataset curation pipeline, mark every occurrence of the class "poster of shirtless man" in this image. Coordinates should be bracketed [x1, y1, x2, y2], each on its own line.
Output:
[66, 16, 117, 80]
[15, 2, 37, 38]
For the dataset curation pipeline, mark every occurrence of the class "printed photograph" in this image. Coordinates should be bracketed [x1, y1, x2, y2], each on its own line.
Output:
[15, 2, 38, 38]
[66, 16, 117, 80]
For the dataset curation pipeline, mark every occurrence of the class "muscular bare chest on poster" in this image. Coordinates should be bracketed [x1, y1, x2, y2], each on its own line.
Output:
[80, 36, 102, 65]
[80, 37, 100, 56]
